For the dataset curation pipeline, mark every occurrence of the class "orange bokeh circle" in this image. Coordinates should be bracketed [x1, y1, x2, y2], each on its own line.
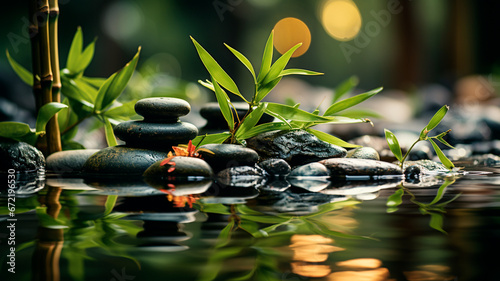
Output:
[273, 17, 311, 58]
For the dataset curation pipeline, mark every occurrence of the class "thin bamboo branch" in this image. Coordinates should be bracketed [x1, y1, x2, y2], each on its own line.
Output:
[48, 0, 62, 153]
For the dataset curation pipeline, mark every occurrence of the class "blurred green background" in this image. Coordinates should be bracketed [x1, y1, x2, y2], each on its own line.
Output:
[1, 0, 498, 119]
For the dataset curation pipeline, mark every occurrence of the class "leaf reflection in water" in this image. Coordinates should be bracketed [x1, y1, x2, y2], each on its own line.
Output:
[386, 177, 462, 233]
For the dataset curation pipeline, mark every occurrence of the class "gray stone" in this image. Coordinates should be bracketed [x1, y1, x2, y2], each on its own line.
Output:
[288, 178, 330, 192]
[289, 162, 330, 177]
[346, 147, 380, 160]
[114, 121, 198, 149]
[246, 130, 346, 166]
[319, 158, 402, 177]
[143, 156, 213, 179]
[0, 138, 45, 172]
[46, 149, 99, 176]
[258, 158, 291, 176]
[199, 144, 259, 172]
[403, 160, 448, 172]
[135, 97, 191, 122]
[82, 145, 171, 178]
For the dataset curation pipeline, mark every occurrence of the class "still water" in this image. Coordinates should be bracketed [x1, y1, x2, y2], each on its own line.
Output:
[1, 164, 499, 281]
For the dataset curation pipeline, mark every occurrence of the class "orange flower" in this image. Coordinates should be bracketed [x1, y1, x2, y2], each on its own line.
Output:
[160, 140, 213, 173]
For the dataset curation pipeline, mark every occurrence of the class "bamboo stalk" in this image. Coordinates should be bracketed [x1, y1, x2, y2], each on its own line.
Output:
[37, 0, 62, 154]
[29, 0, 49, 154]
[49, 0, 61, 104]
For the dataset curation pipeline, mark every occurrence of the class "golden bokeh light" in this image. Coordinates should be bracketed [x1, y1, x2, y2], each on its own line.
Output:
[273, 17, 311, 58]
[320, 0, 362, 41]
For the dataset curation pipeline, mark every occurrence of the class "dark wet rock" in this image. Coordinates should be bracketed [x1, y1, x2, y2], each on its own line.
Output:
[346, 147, 380, 160]
[216, 165, 267, 187]
[0, 137, 45, 172]
[82, 146, 171, 178]
[258, 158, 291, 176]
[114, 195, 197, 214]
[319, 158, 402, 177]
[114, 97, 198, 149]
[404, 165, 422, 181]
[135, 97, 191, 122]
[46, 149, 99, 176]
[200, 102, 273, 130]
[199, 144, 259, 172]
[288, 178, 330, 192]
[289, 162, 330, 177]
[114, 121, 198, 149]
[143, 156, 213, 179]
[246, 130, 346, 166]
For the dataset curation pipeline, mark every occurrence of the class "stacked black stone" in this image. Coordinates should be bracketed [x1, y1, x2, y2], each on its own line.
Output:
[83, 98, 198, 178]
[114, 97, 198, 149]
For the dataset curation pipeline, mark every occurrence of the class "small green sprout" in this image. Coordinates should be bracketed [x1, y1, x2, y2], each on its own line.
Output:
[385, 105, 455, 170]
[191, 31, 382, 147]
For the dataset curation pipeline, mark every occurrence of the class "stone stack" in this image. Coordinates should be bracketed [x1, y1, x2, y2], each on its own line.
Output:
[83, 98, 198, 178]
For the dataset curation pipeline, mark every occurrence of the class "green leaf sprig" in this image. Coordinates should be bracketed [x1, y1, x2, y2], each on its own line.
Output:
[385, 105, 455, 170]
[191, 31, 381, 147]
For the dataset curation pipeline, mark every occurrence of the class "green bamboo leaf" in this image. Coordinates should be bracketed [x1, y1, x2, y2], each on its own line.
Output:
[435, 136, 455, 149]
[6, 50, 33, 86]
[104, 100, 137, 119]
[428, 179, 455, 206]
[73, 39, 96, 74]
[235, 103, 267, 138]
[306, 129, 360, 148]
[429, 138, 454, 169]
[324, 87, 382, 116]
[81, 76, 106, 88]
[428, 212, 446, 234]
[0, 122, 32, 139]
[192, 133, 231, 147]
[104, 118, 118, 147]
[257, 31, 274, 82]
[337, 109, 382, 119]
[384, 129, 403, 162]
[212, 77, 234, 131]
[60, 75, 94, 104]
[279, 68, 323, 77]
[239, 122, 290, 140]
[196, 202, 231, 214]
[67, 27, 83, 73]
[94, 47, 141, 112]
[305, 219, 372, 240]
[103, 195, 118, 216]
[190, 37, 244, 100]
[386, 188, 404, 207]
[239, 214, 289, 224]
[255, 77, 282, 103]
[36, 102, 68, 133]
[261, 43, 302, 85]
[224, 43, 256, 82]
[425, 105, 449, 132]
[266, 102, 334, 122]
[215, 219, 235, 248]
[332, 76, 359, 103]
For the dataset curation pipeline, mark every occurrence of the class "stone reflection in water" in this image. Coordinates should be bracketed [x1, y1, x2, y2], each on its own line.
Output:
[328, 258, 392, 281]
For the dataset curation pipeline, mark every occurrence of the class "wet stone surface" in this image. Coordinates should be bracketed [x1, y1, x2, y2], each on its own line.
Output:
[319, 158, 402, 177]
[135, 97, 191, 122]
[289, 162, 330, 177]
[258, 158, 291, 176]
[143, 156, 213, 179]
[82, 146, 171, 178]
[246, 130, 346, 166]
[346, 147, 380, 161]
[0, 137, 45, 172]
[199, 144, 259, 172]
[46, 149, 99, 176]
